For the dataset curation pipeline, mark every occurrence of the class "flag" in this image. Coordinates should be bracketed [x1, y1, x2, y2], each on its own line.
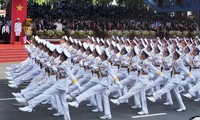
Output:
[10, 0, 27, 44]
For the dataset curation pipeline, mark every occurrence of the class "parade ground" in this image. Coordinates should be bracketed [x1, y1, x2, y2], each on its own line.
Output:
[0, 63, 199, 120]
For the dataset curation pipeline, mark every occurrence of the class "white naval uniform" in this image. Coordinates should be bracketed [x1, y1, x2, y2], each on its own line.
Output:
[27, 60, 74, 120]
[161, 55, 173, 104]
[109, 55, 140, 106]
[72, 60, 121, 117]
[152, 59, 193, 111]
[14, 22, 22, 36]
[116, 59, 150, 114]
[185, 55, 200, 98]
[19, 56, 61, 100]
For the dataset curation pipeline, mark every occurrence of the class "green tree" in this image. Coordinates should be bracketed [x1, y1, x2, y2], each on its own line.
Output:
[94, 0, 113, 5]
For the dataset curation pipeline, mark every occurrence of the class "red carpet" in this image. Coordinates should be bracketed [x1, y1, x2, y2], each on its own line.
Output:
[0, 42, 28, 63]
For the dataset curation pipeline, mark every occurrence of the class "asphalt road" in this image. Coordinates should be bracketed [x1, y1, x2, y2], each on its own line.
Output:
[0, 63, 200, 120]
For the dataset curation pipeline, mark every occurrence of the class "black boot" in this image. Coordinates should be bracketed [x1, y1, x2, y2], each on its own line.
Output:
[16, 36, 20, 41]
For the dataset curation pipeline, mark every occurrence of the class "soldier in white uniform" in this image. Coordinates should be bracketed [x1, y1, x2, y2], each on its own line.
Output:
[183, 47, 200, 101]
[110, 50, 150, 115]
[19, 48, 72, 120]
[147, 50, 194, 112]
[68, 49, 123, 119]
[14, 18, 22, 42]
[109, 47, 141, 109]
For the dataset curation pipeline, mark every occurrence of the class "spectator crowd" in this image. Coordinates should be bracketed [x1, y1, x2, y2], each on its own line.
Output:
[28, 1, 199, 34]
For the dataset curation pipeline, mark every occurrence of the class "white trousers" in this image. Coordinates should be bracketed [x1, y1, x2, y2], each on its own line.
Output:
[153, 82, 186, 109]
[118, 81, 148, 113]
[24, 76, 56, 100]
[28, 79, 71, 120]
[76, 83, 111, 116]
[15, 31, 21, 36]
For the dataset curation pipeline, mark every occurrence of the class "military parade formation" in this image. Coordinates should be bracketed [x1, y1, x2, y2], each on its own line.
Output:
[4, 35, 200, 120]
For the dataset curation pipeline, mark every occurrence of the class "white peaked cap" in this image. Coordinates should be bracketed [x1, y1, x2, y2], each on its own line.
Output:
[166, 46, 171, 53]
[56, 46, 62, 54]
[176, 37, 180, 42]
[69, 37, 74, 43]
[91, 37, 95, 42]
[158, 39, 162, 46]
[133, 40, 138, 46]
[141, 39, 147, 48]
[78, 41, 82, 46]
[169, 39, 172, 43]
[186, 45, 192, 51]
[46, 41, 51, 48]
[63, 49, 71, 58]
[112, 36, 116, 40]
[195, 36, 200, 41]
[35, 36, 39, 41]
[96, 37, 100, 43]
[150, 39, 154, 44]
[89, 45, 94, 51]
[127, 39, 131, 44]
[49, 44, 56, 51]
[193, 41, 197, 46]
[150, 43, 154, 50]
[124, 46, 130, 53]
[88, 36, 91, 39]
[121, 37, 125, 43]
[190, 38, 194, 43]
[116, 37, 120, 41]
[74, 39, 78, 44]
[42, 40, 47, 45]
[106, 39, 110, 46]
[64, 36, 68, 40]
[144, 38, 148, 44]
[39, 39, 43, 44]
[37, 39, 41, 43]
[157, 45, 162, 52]
[175, 49, 181, 56]
[83, 42, 88, 49]
[141, 49, 149, 57]
[105, 49, 111, 58]
[183, 37, 187, 43]
[134, 37, 138, 41]
[100, 38, 105, 44]
[116, 44, 122, 51]
[95, 45, 102, 55]
[174, 38, 178, 44]
[111, 41, 116, 47]
[133, 46, 139, 55]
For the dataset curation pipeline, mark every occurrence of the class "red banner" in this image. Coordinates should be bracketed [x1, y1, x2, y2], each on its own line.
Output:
[10, 0, 27, 44]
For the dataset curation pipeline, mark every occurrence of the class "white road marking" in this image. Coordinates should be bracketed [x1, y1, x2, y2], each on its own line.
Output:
[0, 98, 15, 101]
[132, 113, 167, 119]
